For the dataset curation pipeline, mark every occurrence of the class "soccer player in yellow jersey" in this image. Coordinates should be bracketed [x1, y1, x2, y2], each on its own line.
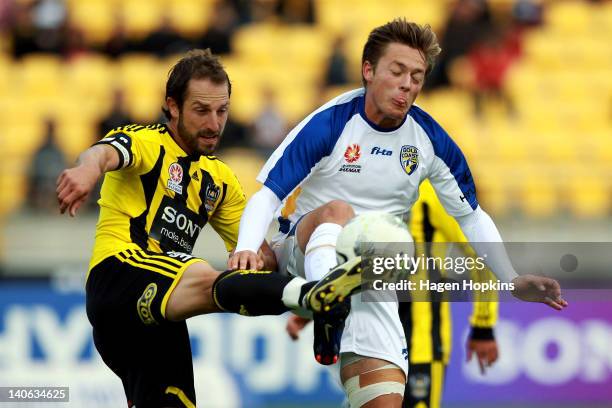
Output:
[401, 180, 498, 408]
[56, 49, 364, 408]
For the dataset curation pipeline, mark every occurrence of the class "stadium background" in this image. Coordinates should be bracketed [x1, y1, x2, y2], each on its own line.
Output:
[0, 0, 610, 407]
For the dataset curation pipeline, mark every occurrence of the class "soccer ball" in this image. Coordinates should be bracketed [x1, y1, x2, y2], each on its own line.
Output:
[335, 211, 414, 264]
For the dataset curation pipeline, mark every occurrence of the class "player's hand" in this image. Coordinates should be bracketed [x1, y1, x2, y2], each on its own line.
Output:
[286, 314, 312, 340]
[228, 250, 264, 270]
[467, 339, 498, 375]
[56, 164, 100, 217]
[511, 274, 568, 310]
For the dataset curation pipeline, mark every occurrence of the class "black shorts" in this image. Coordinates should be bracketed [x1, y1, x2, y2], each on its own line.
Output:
[86, 248, 202, 408]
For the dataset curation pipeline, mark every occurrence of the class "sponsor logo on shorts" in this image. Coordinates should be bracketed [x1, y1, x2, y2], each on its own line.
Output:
[167, 251, 194, 262]
[137, 283, 158, 325]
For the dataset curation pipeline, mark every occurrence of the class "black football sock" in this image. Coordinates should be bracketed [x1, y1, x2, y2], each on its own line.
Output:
[212, 269, 317, 316]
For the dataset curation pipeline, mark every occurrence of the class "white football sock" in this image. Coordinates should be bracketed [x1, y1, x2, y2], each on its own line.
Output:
[304, 223, 343, 281]
[281, 276, 308, 309]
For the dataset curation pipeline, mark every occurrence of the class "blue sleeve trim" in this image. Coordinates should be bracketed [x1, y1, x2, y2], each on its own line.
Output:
[264, 96, 362, 200]
[408, 105, 478, 210]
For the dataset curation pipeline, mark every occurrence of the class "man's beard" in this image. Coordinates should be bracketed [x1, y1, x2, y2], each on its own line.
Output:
[177, 114, 222, 156]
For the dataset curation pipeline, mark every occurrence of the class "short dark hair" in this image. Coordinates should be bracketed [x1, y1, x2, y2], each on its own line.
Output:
[361, 18, 441, 87]
[162, 48, 231, 120]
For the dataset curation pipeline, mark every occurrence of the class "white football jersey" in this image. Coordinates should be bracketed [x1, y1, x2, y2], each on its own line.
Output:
[258, 88, 479, 372]
[258, 88, 478, 238]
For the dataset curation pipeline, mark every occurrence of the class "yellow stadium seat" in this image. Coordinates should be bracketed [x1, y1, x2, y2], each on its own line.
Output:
[2, 122, 46, 157]
[68, 0, 115, 44]
[117, 55, 166, 121]
[276, 85, 318, 125]
[566, 174, 610, 218]
[504, 62, 541, 101]
[214, 56, 264, 124]
[167, 0, 213, 37]
[522, 30, 566, 70]
[0, 56, 14, 95]
[592, 132, 612, 162]
[489, 124, 529, 162]
[121, 0, 164, 39]
[18, 54, 62, 98]
[473, 166, 514, 216]
[547, 0, 592, 35]
[63, 55, 116, 115]
[217, 148, 265, 199]
[598, 1, 612, 35]
[315, 0, 371, 36]
[55, 118, 96, 161]
[519, 172, 558, 218]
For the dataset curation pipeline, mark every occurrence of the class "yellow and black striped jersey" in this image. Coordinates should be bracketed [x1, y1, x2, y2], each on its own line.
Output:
[88, 123, 246, 273]
[401, 180, 498, 364]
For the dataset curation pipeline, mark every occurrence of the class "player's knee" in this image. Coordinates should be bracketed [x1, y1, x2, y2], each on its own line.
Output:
[165, 261, 219, 321]
[343, 367, 405, 408]
[319, 200, 355, 224]
[341, 359, 405, 408]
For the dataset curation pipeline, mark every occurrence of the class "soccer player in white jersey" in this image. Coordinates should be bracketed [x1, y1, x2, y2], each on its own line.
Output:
[229, 19, 567, 408]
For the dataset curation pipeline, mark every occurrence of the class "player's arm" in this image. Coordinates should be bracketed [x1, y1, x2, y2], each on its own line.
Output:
[455, 208, 567, 310]
[419, 108, 566, 310]
[56, 144, 119, 216]
[57, 131, 138, 216]
[227, 185, 281, 270]
[228, 108, 335, 270]
[467, 277, 499, 374]
[466, 328, 498, 374]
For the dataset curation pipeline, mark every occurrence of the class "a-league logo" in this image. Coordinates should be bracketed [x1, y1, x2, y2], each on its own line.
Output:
[167, 162, 183, 194]
[343, 144, 361, 163]
[400, 145, 419, 176]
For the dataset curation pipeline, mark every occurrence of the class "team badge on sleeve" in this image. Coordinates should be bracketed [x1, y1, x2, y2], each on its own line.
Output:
[400, 145, 419, 176]
[167, 162, 184, 194]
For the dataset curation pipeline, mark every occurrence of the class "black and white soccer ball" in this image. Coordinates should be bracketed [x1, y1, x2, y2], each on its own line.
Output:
[335, 211, 414, 264]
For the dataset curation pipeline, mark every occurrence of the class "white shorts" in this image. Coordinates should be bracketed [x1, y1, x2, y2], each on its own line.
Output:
[272, 227, 409, 375]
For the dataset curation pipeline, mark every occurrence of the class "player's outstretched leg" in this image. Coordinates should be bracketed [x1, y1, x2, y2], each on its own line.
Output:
[210, 256, 367, 317]
[303, 256, 368, 313]
[311, 303, 350, 365]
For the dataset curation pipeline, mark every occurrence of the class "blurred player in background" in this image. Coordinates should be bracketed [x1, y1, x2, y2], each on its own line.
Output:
[230, 18, 565, 408]
[402, 180, 498, 408]
[56, 49, 363, 408]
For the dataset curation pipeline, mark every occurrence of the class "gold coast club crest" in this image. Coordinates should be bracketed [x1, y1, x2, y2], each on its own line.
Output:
[400, 145, 419, 175]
